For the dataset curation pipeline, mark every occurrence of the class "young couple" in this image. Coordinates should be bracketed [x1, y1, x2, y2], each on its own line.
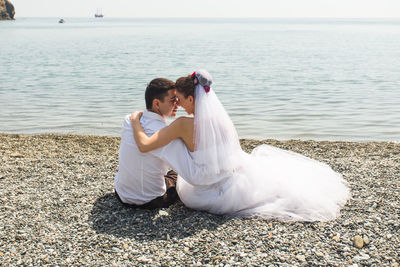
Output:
[114, 70, 350, 221]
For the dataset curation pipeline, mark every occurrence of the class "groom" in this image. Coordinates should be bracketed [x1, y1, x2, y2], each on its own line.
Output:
[114, 78, 180, 209]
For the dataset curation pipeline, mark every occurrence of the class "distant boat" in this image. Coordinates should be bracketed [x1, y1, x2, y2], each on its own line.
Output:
[58, 19, 65, 23]
[95, 9, 104, 18]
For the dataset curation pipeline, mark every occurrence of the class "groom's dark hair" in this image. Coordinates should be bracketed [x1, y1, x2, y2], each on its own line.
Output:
[145, 78, 175, 110]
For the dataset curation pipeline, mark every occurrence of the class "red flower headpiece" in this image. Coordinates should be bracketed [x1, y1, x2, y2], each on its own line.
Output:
[191, 71, 210, 93]
[191, 71, 199, 86]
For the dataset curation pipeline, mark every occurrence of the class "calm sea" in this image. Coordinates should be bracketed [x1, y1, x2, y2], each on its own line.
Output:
[1, 18, 399, 141]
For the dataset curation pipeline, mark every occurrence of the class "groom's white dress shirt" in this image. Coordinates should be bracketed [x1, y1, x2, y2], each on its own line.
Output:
[114, 110, 217, 205]
[114, 111, 169, 205]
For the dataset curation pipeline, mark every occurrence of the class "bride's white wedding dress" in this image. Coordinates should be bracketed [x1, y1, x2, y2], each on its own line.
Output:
[168, 70, 349, 221]
[176, 144, 350, 221]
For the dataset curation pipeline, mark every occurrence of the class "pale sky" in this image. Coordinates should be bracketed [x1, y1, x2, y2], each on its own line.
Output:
[11, 0, 400, 18]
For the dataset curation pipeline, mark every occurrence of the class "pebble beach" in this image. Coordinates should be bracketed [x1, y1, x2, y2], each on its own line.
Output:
[0, 133, 399, 266]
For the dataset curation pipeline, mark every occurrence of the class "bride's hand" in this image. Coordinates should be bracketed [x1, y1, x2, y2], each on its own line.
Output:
[130, 111, 143, 122]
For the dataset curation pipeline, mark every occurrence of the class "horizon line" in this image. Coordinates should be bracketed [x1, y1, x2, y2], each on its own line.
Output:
[11, 16, 400, 19]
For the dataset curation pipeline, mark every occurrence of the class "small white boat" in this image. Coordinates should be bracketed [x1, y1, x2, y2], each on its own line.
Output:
[95, 9, 104, 18]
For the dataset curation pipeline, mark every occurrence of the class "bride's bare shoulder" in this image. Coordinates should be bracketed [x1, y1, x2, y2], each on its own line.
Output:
[173, 116, 194, 151]
[174, 116, 194, 124]
[172, 116, 194, 132]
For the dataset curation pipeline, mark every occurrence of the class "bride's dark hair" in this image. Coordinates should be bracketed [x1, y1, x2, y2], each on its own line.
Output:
[175, 75, 195, 98]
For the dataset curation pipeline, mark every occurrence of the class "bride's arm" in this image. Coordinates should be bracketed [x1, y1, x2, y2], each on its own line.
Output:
[130, 112, 184, 153]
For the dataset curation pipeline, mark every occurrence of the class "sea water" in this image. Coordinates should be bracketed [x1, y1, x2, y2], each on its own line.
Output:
[1, 18, 399, 141]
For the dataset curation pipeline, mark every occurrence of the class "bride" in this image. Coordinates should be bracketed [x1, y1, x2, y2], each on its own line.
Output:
[130, 70, 350, 221]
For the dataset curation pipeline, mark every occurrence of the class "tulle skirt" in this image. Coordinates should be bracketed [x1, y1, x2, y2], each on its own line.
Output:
[177, 145, 350, 222]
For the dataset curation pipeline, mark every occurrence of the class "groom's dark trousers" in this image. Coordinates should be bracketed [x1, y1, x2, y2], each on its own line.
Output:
[115, 170, 180, 209]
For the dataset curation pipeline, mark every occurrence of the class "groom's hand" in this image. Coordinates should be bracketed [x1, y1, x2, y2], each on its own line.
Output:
[130, 111, 143, 122]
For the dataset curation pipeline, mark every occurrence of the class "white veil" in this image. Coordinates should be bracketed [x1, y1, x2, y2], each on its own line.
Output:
[192, 70, 242, 179]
